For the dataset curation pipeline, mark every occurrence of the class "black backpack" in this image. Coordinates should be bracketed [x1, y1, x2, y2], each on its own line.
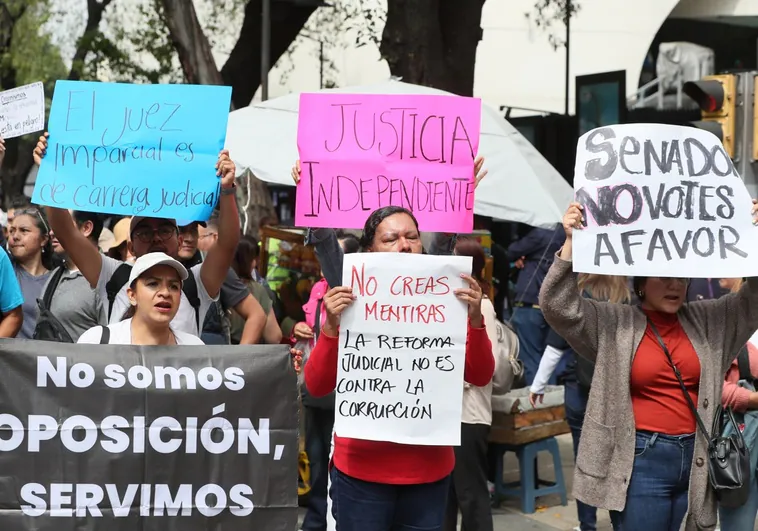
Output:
[105, 263, 200, 329]
[32, 266, 74, 343]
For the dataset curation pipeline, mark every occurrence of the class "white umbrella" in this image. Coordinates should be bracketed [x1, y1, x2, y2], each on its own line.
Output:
[225, 80, 573, 228]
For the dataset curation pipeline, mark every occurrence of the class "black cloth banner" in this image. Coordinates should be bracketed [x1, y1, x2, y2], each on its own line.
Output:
[0, 340, 298, 531]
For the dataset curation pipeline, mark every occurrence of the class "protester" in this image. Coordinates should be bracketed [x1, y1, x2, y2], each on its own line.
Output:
[297, 230, 359, 531]
[177, 214, 266, 345]
[105, 217, 134, 263]
[78, 253, 204, 345]
[230, 235, 282, 345]
[720, 277, 744, 294]
[33, 132, 240, 338]
[36, 210, 107, 342]
[507, 225, 565, 385]
[718, 337, 758, 530]
[444, 237, 500, 531]
[0, 244, 23, 337]
[8, 207, 53, 339]
[539, 201, 758, 531]
[530, 274, 631, 531]
[304, 206, 495, 531]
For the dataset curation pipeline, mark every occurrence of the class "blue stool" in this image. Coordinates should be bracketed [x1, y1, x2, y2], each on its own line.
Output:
[492, 437, 568, 514]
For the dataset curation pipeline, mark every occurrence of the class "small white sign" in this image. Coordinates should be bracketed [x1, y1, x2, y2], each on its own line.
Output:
[573, 123, 758, 278]
[334, 252, 472, 446]
[0, 82, 45, 139]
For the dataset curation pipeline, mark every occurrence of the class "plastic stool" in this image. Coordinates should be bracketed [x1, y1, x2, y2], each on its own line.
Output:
[492, 437, 568, 514]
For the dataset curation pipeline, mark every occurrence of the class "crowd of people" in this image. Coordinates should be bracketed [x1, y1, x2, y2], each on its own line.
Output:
[2, 129, 758, 531]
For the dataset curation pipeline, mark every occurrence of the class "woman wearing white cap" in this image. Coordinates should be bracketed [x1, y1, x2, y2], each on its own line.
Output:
[77, 252, 203, 345]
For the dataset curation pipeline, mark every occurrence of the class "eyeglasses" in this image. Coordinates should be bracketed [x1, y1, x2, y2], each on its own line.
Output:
[198, 232, 218, 240]
[132, 225, 178, 243]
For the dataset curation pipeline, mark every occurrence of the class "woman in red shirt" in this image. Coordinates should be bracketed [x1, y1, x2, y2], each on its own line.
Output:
[304, 206, 495, 531]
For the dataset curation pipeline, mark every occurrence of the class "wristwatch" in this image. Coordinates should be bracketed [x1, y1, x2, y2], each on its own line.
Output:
[221, 183, 237, 196]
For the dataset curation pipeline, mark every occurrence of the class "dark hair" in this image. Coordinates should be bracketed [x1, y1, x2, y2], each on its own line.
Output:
[9, 196, 31, 210]
[454, 237, 489, 293]
[358, 206, 419, 251]
[11, 207, 54, 270]
[72, 211, 104, 244]
[232, 235, 260, 281]
[336, 231, 360, 254]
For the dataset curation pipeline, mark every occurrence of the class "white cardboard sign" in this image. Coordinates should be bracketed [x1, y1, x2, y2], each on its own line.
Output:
[0, 82, 45, 139]
[334, 252, 472, 446]
[573, 123, 758, 278]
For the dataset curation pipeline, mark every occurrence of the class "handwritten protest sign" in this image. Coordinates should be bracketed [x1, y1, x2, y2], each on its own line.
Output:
[334, 253, 472, 446]
[573, 123, 758, 277]
[0, 82, 45, 139]
[32, 81, 232, 221]
[296, 93, 481, 233]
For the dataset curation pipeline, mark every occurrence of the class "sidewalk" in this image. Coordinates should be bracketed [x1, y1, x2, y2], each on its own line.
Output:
[492, 433, 612, 531]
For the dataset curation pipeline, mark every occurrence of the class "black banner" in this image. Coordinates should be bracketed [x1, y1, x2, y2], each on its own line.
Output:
[0, 340, 298, 530]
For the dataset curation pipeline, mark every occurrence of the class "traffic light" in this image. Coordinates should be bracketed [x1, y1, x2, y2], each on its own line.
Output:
[683, 74, 737, 157]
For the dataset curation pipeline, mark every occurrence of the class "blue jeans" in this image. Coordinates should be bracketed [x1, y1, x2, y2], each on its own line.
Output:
[330, 467, 450, 531]
[302, 406, 335, 531]
[511, 307, 549, 386]
[610, 431, 694, 531]
[564, 381, 597, 531]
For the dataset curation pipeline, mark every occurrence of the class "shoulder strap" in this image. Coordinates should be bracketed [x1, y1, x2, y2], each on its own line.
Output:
[182, 269, 200, 331]
[42, 266, 67, 308]
[313, 298, 323, 340]
[647, 319, 710, 439]
[737, 345, 753, 383]
[99, 326, 110, 344]
[105, 263, 133, 320]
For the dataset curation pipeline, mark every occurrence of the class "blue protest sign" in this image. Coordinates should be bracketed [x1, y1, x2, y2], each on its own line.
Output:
[32, 80, 232, 220]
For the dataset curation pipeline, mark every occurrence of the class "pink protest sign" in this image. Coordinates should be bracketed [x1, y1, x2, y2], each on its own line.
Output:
[296, 93, 481, 232]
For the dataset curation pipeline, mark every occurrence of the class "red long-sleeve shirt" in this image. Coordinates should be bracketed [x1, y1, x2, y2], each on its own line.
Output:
[304, 320, 494, 484]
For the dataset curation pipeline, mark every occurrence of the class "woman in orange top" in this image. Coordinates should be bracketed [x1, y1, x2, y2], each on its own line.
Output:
[304, 206, 494, 531]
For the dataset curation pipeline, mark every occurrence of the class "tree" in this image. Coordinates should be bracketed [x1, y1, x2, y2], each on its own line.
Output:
[0, 0, 67, 207]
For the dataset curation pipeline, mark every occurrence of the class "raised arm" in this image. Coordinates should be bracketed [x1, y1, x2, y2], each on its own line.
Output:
[539, 203, 604, 361]
[33, 134, 102, 288]
[200, 150, 240, 298]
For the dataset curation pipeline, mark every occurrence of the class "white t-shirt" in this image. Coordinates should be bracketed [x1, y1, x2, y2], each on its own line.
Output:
[78, 319, 205, 345]
[97, 255, 216, 337]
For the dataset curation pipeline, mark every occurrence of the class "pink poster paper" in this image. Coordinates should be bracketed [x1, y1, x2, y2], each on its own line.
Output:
[296, 93, 481, 232]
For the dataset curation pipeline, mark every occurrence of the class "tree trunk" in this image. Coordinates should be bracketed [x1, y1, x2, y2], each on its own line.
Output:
[158, 0, 223, 85]
[237, 170, 277, 238]
[380, 0, 486, 96]
[0, 2, 32, 207]
[68, 0, 115, 81]
[220, 0, 319, 109]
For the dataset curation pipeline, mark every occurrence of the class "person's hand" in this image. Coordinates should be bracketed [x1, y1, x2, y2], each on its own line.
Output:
[33, 132, 49, 166]
[514, 256, 525, 269]
[455, 274, 483, 327]
[752, 198, 758, 224]
[0, 136, 5, 165]
[563, 202, 584, 240]
[474, 155, 488, 189]
[529, 392, 544, 408]
[323, 286, 355, 333]
[291, 348, 304, 374]
[216, 149, 236, 189]
[293, 322, 314, 340]
[291, 160, 301, 184]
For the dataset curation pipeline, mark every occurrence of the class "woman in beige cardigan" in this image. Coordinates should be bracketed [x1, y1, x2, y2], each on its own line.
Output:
[539, 201, 758, 531]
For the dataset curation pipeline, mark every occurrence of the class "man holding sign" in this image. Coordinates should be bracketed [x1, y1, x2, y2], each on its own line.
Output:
[539, 124, 758, 531]
[31, 81, 241, 337]
[303, 206, 494, 531]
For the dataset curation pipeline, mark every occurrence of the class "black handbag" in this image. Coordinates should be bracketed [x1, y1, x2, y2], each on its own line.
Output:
[648, 320, 750, 508]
